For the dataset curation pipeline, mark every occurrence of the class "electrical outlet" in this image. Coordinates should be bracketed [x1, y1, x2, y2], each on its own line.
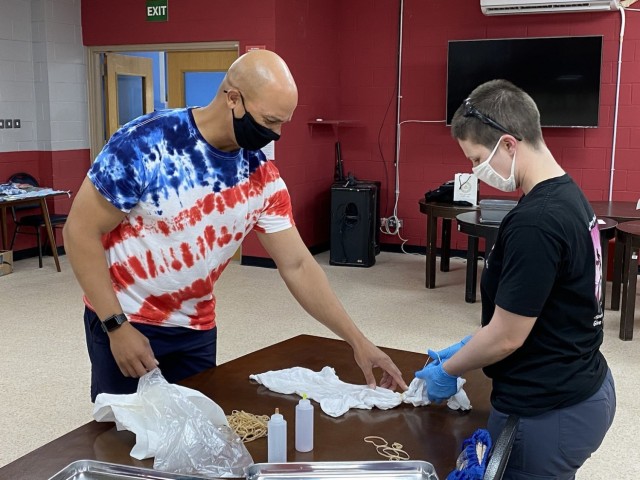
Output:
[5, 119, 12, 129]
[13, 119, 20, 128]
[381, 217, 403, 230]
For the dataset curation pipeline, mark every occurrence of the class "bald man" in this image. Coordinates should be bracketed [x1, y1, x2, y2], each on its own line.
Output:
[64, 50, 407, 402]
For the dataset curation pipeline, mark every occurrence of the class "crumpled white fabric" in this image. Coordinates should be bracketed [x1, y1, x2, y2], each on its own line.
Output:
[249, 366, 471, 417]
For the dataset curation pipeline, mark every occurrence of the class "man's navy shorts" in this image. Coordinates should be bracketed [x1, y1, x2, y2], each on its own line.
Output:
[84, 307, 217, 402]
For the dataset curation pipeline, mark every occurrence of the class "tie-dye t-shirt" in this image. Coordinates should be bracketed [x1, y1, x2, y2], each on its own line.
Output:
[86, 108, 294, 330]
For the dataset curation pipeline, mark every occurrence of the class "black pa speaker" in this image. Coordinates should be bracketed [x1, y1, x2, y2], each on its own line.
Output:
[330, 183, 377, 267]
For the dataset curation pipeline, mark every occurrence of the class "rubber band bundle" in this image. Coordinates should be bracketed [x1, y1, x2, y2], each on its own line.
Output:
[226, 410, 270, 443]
[364, 436, 410, 461]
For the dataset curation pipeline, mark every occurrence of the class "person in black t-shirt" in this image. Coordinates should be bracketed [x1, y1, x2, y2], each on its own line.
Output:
[415, 80, 616, 480]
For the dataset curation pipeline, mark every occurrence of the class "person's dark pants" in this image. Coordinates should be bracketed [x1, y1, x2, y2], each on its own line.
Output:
[84, 307, 217, 402]
[488, 368, 616, 480]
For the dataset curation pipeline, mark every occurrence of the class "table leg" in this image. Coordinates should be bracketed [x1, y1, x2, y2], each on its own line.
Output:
[611, 232, 623, 311]
[441, 219, 451, 272]
[619, 240, 636, 341]
[425, 214, 438, 288]
[39, 198, 61, 272]
[465, 236, 479, 303]
[600, 235, 609, 310]
[0, 206, 7, 250]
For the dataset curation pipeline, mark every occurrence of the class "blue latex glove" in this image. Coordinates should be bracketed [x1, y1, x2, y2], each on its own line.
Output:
[415, 362, 459, 403]
[428, 335, 472, 364]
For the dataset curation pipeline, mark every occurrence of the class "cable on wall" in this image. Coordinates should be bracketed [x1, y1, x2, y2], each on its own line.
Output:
[383, 0, 404, 241]
[608, 3, 626, 201]
[383, 0, 446, 255]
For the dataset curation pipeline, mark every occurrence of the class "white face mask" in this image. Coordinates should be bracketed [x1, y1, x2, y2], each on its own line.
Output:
[472, 137, 517, 192]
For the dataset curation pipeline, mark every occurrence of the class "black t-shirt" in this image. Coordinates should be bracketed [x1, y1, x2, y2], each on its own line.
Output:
[481, 174, 607, 417]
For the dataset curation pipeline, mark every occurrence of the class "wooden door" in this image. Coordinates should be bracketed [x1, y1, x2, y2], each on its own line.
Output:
[104, 53, 154, 138]
[166, 50, 237, 107]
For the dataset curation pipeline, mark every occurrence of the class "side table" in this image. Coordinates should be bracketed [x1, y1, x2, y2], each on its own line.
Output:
[456, 211, 500, 303]
[616, 221, 640, 340]
[418, 199, 477, 289]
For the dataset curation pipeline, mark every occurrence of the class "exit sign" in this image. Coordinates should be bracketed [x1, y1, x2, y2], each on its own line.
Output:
[146, 0, 168, 22]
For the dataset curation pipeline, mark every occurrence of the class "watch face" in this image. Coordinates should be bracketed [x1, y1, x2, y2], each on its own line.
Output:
[101, 313, 128, 333]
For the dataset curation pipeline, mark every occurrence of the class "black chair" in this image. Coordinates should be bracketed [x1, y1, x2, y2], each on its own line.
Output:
[8, 172, 68, 268]
[483, 415, 520, 480]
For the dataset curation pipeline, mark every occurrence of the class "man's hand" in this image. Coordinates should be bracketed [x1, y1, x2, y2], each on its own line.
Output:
[108, 323, 159, 378]
[415, 362, 458, 402]
[352, 339, 408, 391]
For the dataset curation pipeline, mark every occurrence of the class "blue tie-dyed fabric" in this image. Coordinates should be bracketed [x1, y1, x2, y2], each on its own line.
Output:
[90, 108, 262, 214]
[85, 108, 294, 329]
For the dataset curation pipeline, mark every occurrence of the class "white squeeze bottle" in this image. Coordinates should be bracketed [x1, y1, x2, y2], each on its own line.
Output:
[295, 394, 314, 452]
[267, 407, 287, 462]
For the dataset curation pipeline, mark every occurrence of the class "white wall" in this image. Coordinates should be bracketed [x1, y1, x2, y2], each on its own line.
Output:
[0, 0, 88, 153]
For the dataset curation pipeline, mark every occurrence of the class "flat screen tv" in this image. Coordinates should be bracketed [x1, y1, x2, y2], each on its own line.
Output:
[446, 36, 603, 127]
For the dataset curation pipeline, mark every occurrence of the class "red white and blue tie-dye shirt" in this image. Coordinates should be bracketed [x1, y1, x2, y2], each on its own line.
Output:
[86, 108, 294, 330]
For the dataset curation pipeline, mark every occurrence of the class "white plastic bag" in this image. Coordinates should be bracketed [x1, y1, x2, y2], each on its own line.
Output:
[94, 369, 253, 477]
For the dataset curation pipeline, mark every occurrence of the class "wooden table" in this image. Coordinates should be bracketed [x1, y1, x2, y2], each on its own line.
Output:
[597, 217, 617, 311]
[589, 201, 640, 311]
[454, 214, 618, 308]
[616, 221, 640, 340]
[418, 199, 478, 289]
[0, 190, 69, 272]
[456, 211, 500, 304]
[418, 199, 640, 304]
[590, 201, 640, 223]
[0, 335, 492, 479]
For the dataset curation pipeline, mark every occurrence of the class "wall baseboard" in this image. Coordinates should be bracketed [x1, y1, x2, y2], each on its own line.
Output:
[12, 245, 65, 261]
[241, 242, 329, 269]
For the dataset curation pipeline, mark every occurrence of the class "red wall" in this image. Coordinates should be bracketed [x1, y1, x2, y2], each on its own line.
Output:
[79, 1, 640, 257]
[335, 0, 403, 233]
[0, 150, 90, 250]
[388, 1, 640, 251]
[83, 0, 344, 259]
[82, 1, 278, 46]
[243, 0, 342, 258]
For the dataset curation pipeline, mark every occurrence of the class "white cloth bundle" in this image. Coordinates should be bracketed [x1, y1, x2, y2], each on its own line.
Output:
[250, 366, 471, 417]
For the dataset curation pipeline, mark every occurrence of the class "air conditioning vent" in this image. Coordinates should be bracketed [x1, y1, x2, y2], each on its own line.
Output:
[481, 0, 619, 15]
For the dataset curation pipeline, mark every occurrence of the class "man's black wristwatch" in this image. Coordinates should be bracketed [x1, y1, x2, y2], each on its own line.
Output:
[100, 313, 128, 333]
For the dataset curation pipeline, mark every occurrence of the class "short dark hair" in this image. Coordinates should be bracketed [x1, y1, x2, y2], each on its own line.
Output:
[451, 79, 543, 149]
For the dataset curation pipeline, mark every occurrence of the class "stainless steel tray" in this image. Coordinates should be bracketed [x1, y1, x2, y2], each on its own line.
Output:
[48, 460, 219, 480]
[245, 461, 439, 479]
[49, 460, 438, 480]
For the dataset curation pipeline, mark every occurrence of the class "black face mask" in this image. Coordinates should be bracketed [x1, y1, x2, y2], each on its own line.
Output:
[230, 92, 280, 150]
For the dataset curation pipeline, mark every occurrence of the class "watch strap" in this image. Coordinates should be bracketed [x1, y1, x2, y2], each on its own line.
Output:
[100, 313, 128, 333]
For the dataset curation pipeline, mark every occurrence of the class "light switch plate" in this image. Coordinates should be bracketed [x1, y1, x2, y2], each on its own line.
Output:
[5, 119, 12, 129]
[0, 119, 4, 129]
[13, 119, 20, 128]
